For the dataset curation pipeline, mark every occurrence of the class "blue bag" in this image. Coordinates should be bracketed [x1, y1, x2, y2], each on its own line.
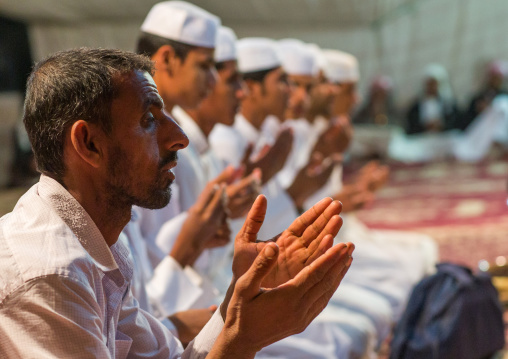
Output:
[390, 263, 505, 359]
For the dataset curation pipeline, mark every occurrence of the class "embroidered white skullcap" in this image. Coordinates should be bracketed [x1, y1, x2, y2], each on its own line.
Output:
[141, 1, 220, 48]
[277, 39, 317, 76]
[237, 37, 281, 73]
[306, 43, 327, 73]
[322, 49, 360, 83]
[215, 26, 237, 63]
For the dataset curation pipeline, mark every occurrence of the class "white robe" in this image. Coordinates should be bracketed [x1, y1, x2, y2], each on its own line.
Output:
[176, 110, 382, 358]
[210, 115, 392, 356]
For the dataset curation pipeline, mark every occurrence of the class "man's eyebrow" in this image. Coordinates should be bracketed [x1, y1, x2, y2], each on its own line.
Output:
[142, 94, 164, 112]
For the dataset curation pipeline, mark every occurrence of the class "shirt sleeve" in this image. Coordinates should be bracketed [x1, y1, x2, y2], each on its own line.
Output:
[0, 273, 224, 359]
[146, 255, 206, 317]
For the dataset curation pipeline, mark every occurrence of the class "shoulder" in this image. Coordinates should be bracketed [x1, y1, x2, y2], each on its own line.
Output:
[0, 187, 99, 304]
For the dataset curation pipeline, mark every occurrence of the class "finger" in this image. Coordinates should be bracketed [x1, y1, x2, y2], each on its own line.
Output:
[288, 197, 333, 237]
[204, 184, 227, 221]
[314, 160, 335, 187]
[235, 242, 279, 297]
[305, 214, 343, 258]
[211, 165, 235, 185]
[237, 195, 267, 243]
[301, 200, 342, 247]
[305, 233, 335, 265]
[305, 257, 353, 323]
[305, 243, 355, 319]
[208, 305, 218, 312]
[291, 242, 349, 294]
[228, 169, 261, 197]
[255, 144, 271, 161]
[194, 182, 219, 214]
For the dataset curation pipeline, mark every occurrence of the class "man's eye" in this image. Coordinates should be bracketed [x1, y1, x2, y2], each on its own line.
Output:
[142, 113, 157, 128]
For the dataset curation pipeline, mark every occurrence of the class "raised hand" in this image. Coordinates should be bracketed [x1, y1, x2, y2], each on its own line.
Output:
[225, 168, 262, 218]
[355, 160, 390, 192]
[170, 182, 229, 267]
[244, 128, 294, 184]
[212, 225, 354, 358]
[287, 156, 339, 209]
[333, 183, 374, 213]
[312, 115, 353, 157]
[231, 195, 344, 288]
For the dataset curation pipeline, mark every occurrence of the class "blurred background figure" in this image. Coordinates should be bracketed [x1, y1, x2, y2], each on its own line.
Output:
[405, 63, 460, 135]
[353, 75, 398, 126]
[350, 75, 399, 160]
[460, 60, 508, 130]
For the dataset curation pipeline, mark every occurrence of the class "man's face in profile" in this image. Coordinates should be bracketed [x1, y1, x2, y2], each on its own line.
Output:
[169, 47, 218, 109]
[104, 70, 188, 209]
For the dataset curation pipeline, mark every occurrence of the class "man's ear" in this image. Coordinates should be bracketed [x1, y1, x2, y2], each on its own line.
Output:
[153, 45, 180, 77]
[69, 120, 103, 169]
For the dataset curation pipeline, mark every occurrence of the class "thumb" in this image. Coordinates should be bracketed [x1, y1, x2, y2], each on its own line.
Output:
[237, 243, 279, 296]
[237, 194, 267, 243]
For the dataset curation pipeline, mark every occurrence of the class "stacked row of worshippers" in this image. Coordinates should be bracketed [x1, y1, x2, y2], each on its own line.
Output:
[0, 1, 438, 358]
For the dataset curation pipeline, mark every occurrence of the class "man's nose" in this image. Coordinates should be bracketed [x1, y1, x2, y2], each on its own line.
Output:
[208, 67, 218, 90]
[160, 114, 189, 151]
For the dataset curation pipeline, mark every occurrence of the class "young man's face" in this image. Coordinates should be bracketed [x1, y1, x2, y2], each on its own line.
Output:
[104, 70, 188, 209]
[309, 71, 337, 116]
[198, 60, 246, 126]
[331, 81, 358, 116]
[260, 67, 290, 121]
[169, 47, 217, 109]
[285, 74, 316, 120]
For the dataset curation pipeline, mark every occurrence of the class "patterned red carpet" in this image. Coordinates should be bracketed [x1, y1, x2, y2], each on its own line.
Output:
[356, 159, 508, 270]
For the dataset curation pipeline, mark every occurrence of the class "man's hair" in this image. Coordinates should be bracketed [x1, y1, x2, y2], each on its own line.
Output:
[242, 67, 278, 83]
[136, 32, 197, 61]
[23, 47, 155, 179]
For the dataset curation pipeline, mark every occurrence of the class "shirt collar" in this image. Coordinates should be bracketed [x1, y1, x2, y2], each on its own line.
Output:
[234, 113, 260, 144]
[37, 175, 120, 273]
[172, 106, 209, 155]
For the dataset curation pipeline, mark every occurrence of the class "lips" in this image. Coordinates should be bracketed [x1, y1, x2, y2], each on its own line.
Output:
[161, 161, 177, 179]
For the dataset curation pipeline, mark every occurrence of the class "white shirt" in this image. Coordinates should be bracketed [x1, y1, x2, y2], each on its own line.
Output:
[0, 175, 223, 358]
[213, 113, 300, 238]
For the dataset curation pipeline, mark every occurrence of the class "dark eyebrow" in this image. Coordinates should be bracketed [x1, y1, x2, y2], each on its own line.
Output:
[142, 93, 164, 113]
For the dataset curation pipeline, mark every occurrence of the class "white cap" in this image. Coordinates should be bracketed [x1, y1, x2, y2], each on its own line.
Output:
[237, 38, 281, 73]
[141, 1, 220, 48]
[322, 49, 360, 83]
[306, 43, 327, 73]
[215, 26, 237, 63]
[277, 39, 317, 76]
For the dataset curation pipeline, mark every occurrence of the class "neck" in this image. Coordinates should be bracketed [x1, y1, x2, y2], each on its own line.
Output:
[241, 101, 267, 130]
[63, 174, 130, 247]
[186, 108, 214, 138]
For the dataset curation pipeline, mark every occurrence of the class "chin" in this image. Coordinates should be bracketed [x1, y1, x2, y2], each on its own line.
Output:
[135, 186, 172, 210]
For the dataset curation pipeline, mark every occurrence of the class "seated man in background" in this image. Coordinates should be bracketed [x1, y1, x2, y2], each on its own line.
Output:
[461, 60, 508, 131]
[405, 63, 460, 135]
[0, 47, 354, 358]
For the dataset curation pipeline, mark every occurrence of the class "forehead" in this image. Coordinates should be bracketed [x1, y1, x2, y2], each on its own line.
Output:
[110, 70, 163, 123]
[185, 47, 215, 62]
[289, 74, 316, 86]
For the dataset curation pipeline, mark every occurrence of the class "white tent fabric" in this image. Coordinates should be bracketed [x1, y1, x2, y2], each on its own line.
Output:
[2, 0, 508, 108]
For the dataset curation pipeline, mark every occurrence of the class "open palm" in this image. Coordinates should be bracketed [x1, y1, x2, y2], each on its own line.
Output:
[232, 195, 343, 288]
